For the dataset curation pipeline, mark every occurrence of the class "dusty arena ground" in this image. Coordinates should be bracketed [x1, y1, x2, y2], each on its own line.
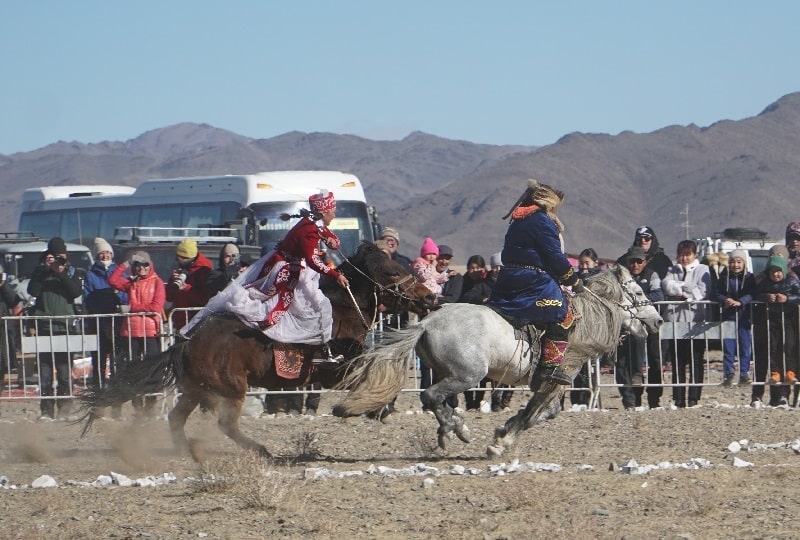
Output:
[2, 371, 800, 540]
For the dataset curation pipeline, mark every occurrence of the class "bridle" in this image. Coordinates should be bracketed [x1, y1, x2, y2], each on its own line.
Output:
[583, 275, 655, 325]
[338, 253, 423, 329]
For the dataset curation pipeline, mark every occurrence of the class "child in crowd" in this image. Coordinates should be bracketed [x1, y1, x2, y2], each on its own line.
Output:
[662, 240, 711, 408]
[712, 249, 756, 387]
[411, 237, 448, 297]
[755, 255, 800, 406]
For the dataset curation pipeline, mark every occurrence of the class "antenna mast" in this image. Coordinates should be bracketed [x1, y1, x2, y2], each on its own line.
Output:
[680, 203, 690, 240]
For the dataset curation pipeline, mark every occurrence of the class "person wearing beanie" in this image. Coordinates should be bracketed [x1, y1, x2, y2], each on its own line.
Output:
[754, 253, 800, 406]
[109, 249, 165, 416]
[487, 178, 581, 386]
[662, 240, 711, 407]
[28, 236, 85, 419]
[167, 238, 214, 329]
[712, 250, 757, 388]
[84, 237, 128, 409]
[379, 226, 412, 271]
[206, 243, 243, 298]
[411, 237, 448, 297]
[184, 190, 350, 365]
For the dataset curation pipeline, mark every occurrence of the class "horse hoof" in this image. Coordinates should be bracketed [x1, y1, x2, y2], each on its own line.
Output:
[455, 423, 471, 444]
[438, 431, 452, 450]
[486, 444, 505, 458]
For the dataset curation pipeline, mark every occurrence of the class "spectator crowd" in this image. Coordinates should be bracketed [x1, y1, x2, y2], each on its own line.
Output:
[4, 215, 800, 420]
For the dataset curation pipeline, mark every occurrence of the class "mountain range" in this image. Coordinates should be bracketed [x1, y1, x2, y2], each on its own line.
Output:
[2, 92, 800, 263]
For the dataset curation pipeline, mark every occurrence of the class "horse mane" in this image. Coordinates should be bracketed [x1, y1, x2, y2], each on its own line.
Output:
[568, 265, 626, 360]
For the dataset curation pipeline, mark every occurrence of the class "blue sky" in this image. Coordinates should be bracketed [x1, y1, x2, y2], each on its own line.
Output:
[2, 1, 799, 155]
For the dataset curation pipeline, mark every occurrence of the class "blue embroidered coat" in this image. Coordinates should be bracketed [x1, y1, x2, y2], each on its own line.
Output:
[488, 209, 578, 323]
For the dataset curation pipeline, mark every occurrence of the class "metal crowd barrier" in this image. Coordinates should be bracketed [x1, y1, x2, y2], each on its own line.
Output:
[4, 301, 798, 412]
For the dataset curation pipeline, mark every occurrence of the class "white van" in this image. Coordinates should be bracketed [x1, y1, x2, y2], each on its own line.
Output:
[695, 227, 779, 275]
[0, 233, 92, 305]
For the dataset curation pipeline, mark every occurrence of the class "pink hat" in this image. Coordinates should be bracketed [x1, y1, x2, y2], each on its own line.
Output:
[309, 190, 336, 214]
[420, 237, 439, 257]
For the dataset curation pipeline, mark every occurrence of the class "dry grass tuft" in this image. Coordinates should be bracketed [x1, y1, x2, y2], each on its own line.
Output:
[193, 449, 307, 510]
[290, 430, 322, 461]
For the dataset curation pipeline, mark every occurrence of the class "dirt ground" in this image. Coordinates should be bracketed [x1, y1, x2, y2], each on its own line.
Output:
[1, 376, 800, 540]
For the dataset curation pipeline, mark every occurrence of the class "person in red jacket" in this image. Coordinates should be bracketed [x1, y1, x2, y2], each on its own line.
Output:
[108, 250, 166, 415]
[181, 191, 351, 364]
[166, 238, 213, 330]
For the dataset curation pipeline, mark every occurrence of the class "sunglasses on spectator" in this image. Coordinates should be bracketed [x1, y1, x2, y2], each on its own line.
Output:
[133, 262, 150, 268]
[55, 255, 68, 265]
[628, 258, 646, 264]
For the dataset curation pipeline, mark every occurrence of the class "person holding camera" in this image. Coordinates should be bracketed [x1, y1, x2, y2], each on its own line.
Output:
[27, 237, 84, 420]
[206, 243, 247, 298]
[166, 239, 213, 330]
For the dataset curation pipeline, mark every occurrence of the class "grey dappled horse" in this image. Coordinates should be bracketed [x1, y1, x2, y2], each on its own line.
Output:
[334, 265, 663, 457]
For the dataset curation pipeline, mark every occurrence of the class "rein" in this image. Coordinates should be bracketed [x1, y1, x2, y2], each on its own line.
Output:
[583, 276, 653, 325]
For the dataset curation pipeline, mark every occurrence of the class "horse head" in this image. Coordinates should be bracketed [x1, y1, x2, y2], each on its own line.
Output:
[335, 242, 436, 315]
[608, 265, 663, 338]
[585, 265, 663, 339]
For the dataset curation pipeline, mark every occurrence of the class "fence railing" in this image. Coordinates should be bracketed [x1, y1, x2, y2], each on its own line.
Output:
[2, 301, 798, 410]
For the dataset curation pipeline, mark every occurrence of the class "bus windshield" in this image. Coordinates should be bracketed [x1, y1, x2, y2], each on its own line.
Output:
[252, 201, 374, 264]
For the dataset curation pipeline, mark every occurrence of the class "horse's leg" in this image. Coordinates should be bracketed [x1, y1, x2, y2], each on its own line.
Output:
[216, 396, 272, 458]
[168, 390, 201, 454]
[487, 377, 560, 457]
[420, 379, 472, 450]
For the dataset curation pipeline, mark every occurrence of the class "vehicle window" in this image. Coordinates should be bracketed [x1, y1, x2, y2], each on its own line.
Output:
[101, 208, 141, 240]
[19, 212, 60, 239]
[62, 209, 102, 245]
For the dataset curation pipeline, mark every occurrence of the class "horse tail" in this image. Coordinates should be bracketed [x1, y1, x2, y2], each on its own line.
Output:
[78, 341, 187, 436]
[332, 323, 426, 417]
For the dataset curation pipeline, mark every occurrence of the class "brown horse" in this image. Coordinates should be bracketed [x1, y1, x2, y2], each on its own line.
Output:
[79, 242, 434, 457]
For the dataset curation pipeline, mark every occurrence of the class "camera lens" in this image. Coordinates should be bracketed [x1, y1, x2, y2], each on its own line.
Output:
[56, 256, 68, 265]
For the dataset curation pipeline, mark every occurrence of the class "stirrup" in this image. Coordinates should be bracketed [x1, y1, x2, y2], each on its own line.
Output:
[538, 364, 572, 386]
[312, 354, 343, 365]
[313, 345, 343, 365]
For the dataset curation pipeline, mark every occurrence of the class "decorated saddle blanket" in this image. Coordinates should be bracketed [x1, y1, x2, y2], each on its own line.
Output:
[273, 342, 316, 380]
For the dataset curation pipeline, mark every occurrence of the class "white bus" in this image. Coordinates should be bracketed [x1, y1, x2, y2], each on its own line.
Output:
[19, 171, 381, 264]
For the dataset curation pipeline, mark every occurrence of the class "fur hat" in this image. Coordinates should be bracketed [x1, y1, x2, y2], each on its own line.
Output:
[379, 227, 400, 243]
[46, 236, 67, 255]
[420, 237, 439, 257]
[768, 255, 788, 274]
[130, 250, 151, 265]
[176, 239, 198, 258]
[309, 190, 336, 214]
[729, 249, 747, 263]
[770, 245, 790, 258]
[94, 237, 114, 256]
[489, 252, 503, 267]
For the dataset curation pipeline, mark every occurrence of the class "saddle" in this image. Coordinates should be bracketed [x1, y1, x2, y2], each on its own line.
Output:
[487, 306, 543, 350]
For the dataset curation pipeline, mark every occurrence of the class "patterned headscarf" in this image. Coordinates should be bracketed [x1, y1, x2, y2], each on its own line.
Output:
[309, 190, 336, 214]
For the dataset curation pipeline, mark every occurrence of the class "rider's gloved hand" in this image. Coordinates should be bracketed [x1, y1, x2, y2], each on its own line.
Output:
[572, 281, 585, 294]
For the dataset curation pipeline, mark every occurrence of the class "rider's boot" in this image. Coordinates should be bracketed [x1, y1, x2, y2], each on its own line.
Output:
[313, 342, 343, 365]
[533, 339, 572, 386]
